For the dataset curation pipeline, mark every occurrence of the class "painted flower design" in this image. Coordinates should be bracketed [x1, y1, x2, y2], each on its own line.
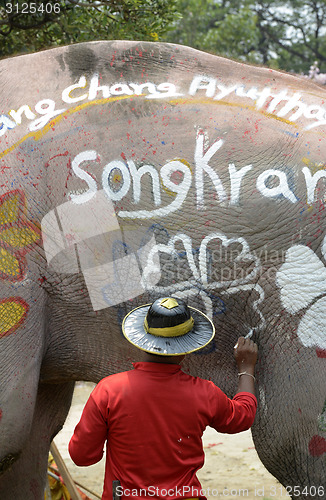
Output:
[0, 190, 40, 338]
[276, 242, 326, 354]
[142, 230, 264, 324]
[0, 190, 41, 281]
[0, 297, 29, 339]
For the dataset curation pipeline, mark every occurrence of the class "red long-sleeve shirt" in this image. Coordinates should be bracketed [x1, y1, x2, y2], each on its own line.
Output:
[69, 362, 257, 500]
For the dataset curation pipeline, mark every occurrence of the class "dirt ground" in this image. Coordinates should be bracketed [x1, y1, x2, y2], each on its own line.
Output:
[55, 383, 289, 500]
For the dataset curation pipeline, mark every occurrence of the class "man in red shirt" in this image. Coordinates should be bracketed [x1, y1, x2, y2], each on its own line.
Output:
[69, 297, 258, 500]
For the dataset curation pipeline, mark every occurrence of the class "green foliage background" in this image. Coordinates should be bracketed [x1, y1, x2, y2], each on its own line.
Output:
[0, 0, 180, 56]
[163, 0, 326, 74]
[1, 0, 326, 73]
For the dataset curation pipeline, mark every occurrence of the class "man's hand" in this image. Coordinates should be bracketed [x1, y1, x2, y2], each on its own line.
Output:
[234, 337, 258, 396]
[234, 336, 258, 371]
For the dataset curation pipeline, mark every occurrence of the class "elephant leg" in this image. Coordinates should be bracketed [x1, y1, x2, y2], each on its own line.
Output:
[252, 337, 326, 500]
[0, 380, 74, 500]
[0, 282, 46, 473]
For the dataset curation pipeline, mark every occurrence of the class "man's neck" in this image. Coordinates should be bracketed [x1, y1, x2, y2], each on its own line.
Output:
[140, 352, 185, 365]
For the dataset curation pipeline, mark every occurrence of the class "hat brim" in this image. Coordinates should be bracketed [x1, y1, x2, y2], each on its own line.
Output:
[122, 303, 215, 356]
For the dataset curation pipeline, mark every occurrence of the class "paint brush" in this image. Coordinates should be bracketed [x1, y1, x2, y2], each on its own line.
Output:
[234, 329, 253, 349]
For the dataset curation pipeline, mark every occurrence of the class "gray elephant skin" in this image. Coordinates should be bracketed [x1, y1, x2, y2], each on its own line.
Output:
[0, 40, 325, 499]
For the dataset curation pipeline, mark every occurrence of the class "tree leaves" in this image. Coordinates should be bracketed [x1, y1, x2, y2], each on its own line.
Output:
[0, 0, 181, 57]
[164, 0, 326, 73]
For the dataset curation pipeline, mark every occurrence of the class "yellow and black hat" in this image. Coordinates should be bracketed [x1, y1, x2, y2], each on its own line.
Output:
[122, 297, 215, 356]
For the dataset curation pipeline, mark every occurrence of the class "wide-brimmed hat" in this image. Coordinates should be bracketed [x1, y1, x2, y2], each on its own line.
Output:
[122, 297, 215, 356]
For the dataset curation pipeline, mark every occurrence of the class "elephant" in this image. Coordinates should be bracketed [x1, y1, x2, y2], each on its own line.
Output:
[0, 39, 325, 499]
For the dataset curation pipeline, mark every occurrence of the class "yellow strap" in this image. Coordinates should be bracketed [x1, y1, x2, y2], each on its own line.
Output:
[144, 316, 194, 337]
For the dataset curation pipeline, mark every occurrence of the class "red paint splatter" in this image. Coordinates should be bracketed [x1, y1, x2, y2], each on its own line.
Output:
[316, 348, 326, 358]
[45, 151, 69, 169]
[204, 442, 223, 449]
[170, 171, 184, 184]
[308, 435, 326, 456]
[0, 409, 2, 420]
